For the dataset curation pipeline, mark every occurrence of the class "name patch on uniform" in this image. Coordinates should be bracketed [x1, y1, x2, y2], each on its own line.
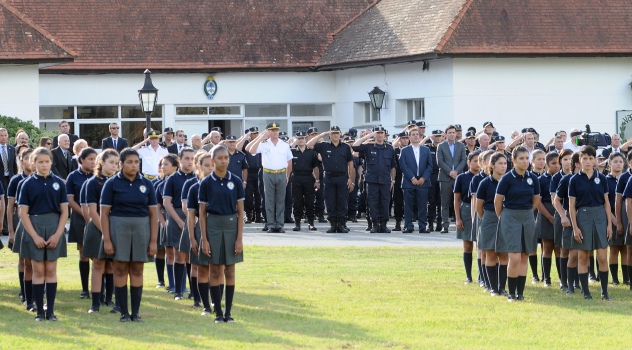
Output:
[227, 181, 235, 190]
[52, 182, 60, 191]
[526, 178, 533, 186]
[594, 178, 600, 185]
[139, 185, 147, 193]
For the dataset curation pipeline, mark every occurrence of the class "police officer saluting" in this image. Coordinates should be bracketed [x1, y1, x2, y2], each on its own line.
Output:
[307, 126, 355, 233]
[291, 131, 319, 231]
[352, 126, 397, 233]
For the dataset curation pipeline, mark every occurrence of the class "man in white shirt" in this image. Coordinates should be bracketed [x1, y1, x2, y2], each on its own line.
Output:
[246, 123, 293, 233]
[132, 130, 169, 179]
[563, 128, 582, 152]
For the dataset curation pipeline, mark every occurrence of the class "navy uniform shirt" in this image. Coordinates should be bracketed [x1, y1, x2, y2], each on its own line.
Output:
[550, 170, 569, 196]
[7, 173, 28, 205]
[18, 173, 67, 215]
[313, 141, 353, 174]
[556, 173, 573, 211]
[66, 168, 93, 201]
[469, 171, 487, 198]
[606, 174, 618, 213]
[155, 178, 166, 209]
[291, 147, 319, 174]
[426, 143, 440, 175]
[198, 171, 245, 215]
[538, 172, 553, 203]
[352, 143, 396, 185]
[79, 180, 88, 206]
[228, 150, 248, 180]
[187, 181, 201, 217]
[616, 169, 632, 198]
[163, 169, 196, 209]
[84, 175, 108, 214]
[497, 169, 541, 210]
[476, 175, 499, 211]
[619, 175, 632, 203]
[569, 170, 608, 208]
[454, 171, 476, 204]
[101, 173, 157, 217]
[181, 177, 198, 203]
[243, 140, 262, 171]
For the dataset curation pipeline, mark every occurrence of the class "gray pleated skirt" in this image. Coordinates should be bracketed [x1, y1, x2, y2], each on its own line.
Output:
[20, 213, 67, 261]
[157, 209, 166, 251]
[165, 208, 186, 248]
[179, 220, 191, 253]
[67, 210, 86, 245]
[456, 203, 475, 242]
[610, 222, 625, 246]
[101, 216, 153, 262]
[571, 206, 608, 251]
[11, 221, 24, 254]
[537, 202, 555, 240]
[622, 201, 632, 246]
[478, 210, 499, 250]
[82, 220, 103, 259]
[199, 214, 243, 266]
[561, 211, 574, 250]
[183, 221, 202, 265]
[497, 208, 536, 254]
[553, 212, 563, 248]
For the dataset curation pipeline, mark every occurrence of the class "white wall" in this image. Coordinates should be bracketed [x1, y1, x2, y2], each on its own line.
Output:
[0, 65, 39, 121]
[452, 57, 632, 140]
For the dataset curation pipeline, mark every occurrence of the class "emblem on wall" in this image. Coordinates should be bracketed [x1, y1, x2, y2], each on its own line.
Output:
[204, 76, 218, 100]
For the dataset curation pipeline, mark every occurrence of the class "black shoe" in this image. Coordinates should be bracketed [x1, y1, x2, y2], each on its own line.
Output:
[532, 277, 540, 284]
[589, 275, 597, 282]
[611, 281, 620, 286]
[35, 313, 46, 321]
[500, 290, 509, 297]
[584, 294, 593, 300]
[244, 218, 252, 224]
[277, 229, 285, 233]
[308, 221, 317, 231]
[26, 304, 36, 312]
[192, 301, 202, 308]
[187, 293, 193, 300]
[262, 225, 269, 232]
[318, 216, 327, 223]
[560, 285, 568, 291]
[224, 315, 235, 323]
[156, 282, 165, 288]
[566, 289, 575, 295]
[214, 316, 224, 323]
[601, 294, 612, 301]
[381, 222, 391, 233]
[174, 293, 184, 301]
[80, 291, 90, 299]
[131, 314, 143, 322]
[284, 217, 294, 224]
[46, 314, 58, 321]
[120, 314, 131, 322]
[201, 308, 213, 315]
[465, 278, 473, 284]
[338, 221, 349, 233]
[419, 229, 430, 234]
[267, 229, 276, 233]
[365, 221, 372, 231]
[516, 295, 525, 301]
[490, 290, 500, 296]
[105, 301, 115, 307]
[88, 306, 100, 314]
[402, 228, 414, 234]
[293, 222, 301, 231]
[255, 216, 264, 223]
[440, 227, 449, 234]
[370, 224, 378, 234]
[351, 216, 358, 223]
[507, 294, 517, 302]
[543, 279, 552, 287]
[110, 305, 121, 314]
[392, 221, 402, 231]
[327, 224, 337, 233]
[625, 280, 630, 286]
[435, 223, 442, 232]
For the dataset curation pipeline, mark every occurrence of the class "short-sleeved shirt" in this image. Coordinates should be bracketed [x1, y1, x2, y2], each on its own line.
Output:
[469, 171, 487, 198]
[476, 175, 500, 211]
[79, 180, 88, 205]
[100, 173, 157, 217]
[550, 170, 569, 196]
[496, 169, 541, 210]
[181, 177, 198, 203]
[616, 169, 632, 197]
[539, 172, 553, 203]
[7, 173, 28, 200]
[254, 139, 293, 171]
[313, 141, 353, 174]
[569, 170, 608, 208]
[291, 147, 319, 174]
[84, 175, 108, 214]
[454, 171, 476, 204]
[352, 143, 397, 184]
[163, 169, 196, 209]
[137, 146, 169, 176]
[227, 150, 248, 180]
[198, 171, 245, 215]
[66, 168, 93, 199]
[154, 178, 166, 207]
[187, 181, 201, 217]
[18, 173, 68, 215]
[607, 174, 618, 213]
[556, 173, 573, 211]
[619, 175, 632, 203]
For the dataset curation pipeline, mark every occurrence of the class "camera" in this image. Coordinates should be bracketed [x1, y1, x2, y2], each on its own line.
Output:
[575, 124, 610, 147]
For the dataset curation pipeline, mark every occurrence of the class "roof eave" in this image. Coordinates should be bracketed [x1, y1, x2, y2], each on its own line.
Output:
[316, 53, 441, 71]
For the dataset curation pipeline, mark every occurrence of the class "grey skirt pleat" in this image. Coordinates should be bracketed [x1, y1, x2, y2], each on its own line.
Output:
[456, 203, 475, 242]
[571, 206, 608, 251]
[610, 222, 625, 246]
[103, 216, 153, 263]
[184, 221, 202, 265]
[199, 214, 243, 266]
[82, 220, 102, 259]
[478, 210, 499, 250]
[165, 208, 186, 248]
[67, 210, 86, 244]
[497, 208, 536, 254]
[537, 202, 555, 240]
[158, 209, 166, 251]
[11, 221, 24, 254]
[20, 213, 67, 261]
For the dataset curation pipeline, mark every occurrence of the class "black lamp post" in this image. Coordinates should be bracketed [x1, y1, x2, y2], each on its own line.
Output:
[138, 69, 158, 136]
[368, 86, 386, 120]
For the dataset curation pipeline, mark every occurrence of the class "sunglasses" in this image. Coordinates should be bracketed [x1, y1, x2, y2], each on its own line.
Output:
[177, 134, 185, 137]
[46, 142, 52, 145]
[110, 127, 119, 129]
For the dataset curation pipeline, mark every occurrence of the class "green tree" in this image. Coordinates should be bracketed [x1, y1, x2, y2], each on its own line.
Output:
[0, 115, 56, 146]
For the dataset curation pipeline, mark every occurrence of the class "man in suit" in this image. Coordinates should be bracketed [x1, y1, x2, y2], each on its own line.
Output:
[52, 120, 79, 152]
[51, 134, 75, 180]
[437, 125, 467, 233]
[101, 122, 128, 152]
[167, 129, 187, 154]
[399, 127, 432, 233]
[0, 128, 17, 235]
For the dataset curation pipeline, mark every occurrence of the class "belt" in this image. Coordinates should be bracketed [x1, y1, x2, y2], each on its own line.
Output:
[143, 174, 157, 180]
[325, 171, 347, 177]
[293, 171, 313, 176]
[263, 168, 286, 174]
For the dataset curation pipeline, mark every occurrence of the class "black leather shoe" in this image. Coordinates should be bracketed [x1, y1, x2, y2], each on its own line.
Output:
[224, 315, 235, 323]
[47, 313, 59, 321]
[532, 276, 540, 284]
[392, 220, 401, 231]
[214, 315, 225, 323]
[255, 217, 264, 223]
[308, 221, 317, 231]
[262, 224, 269, 232]
[277, 229, 285, 233]
[35, 313, 45, 321]
[244, 218, 252, 224]
[131, 314, 143, 322]
[110, 305, 121, 314]
[381, 222, 391, 233]
[351, 216, 358, 223]
[267, 229, 276, 233]
[419, 229, 430, 234]
[435, 223, 442, 232]
[293, 221, 301, 231]
[440, 227, 449, 234]
[80, 291, 90, 299]
[88, 306, 99, 314]
[370, 224, 378, 233]
[402, 228, 414, 233]
[516, 295, 525, 301]
[465, 278, 473, 284]
[507, 294, 516, 302]
[338, 221, 349, 233]
[327, 224, 336, 233]
[174, 293, 184, 301]
[284, 217, 294, 224]
[584, 294, 593, 300]
[601, 294, 612, 301]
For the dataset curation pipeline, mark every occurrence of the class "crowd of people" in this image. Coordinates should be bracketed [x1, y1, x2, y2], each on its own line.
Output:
[1, 118, 630, 323]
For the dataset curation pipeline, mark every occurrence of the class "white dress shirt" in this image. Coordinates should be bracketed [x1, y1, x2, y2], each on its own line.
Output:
[255, 139, 293, 170]
[137, 146, 168, 176]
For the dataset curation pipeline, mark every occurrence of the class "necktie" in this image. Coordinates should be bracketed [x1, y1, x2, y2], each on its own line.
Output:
[2, 146, 8, 172]
[114, 138, 117, 149]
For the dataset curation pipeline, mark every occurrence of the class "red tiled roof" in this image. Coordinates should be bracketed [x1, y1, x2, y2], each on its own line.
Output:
[6, 0, 372, 73]
[0, 1, 74, 62]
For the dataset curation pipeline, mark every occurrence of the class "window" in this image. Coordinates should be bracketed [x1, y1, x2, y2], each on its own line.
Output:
[176, 107, 208, 115]
[209, 106, 240, 115]
[122, 105, 163, 118]
[245, 104, 286, 118]
[40, 106, 73, 120]
[77, 106, 118, 119]
[364, 103, 379, 123]
[79, 123, 111, 149]
[290, 104, 332, 117]
[406, 99, 424, 121]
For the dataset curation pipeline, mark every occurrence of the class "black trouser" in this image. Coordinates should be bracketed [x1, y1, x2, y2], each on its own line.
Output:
[367, 182, 391, 222]
[428, 173, 441, 224]
[392, 176, 404, 220]
[292, 175, 315, 221]
[285, 177, 293, 219]
[244, 171, 261, 218]
[324, 175, 348, 221]
[258, 170, 266, 220]
[314, 165, 325, 216]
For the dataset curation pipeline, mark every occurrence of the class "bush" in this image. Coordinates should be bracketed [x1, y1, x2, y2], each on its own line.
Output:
[0, 115, 56, 146]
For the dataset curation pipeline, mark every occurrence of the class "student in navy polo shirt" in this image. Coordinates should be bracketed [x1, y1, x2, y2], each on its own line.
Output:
[616, 152, 632, 287]
[536, 152, 560, 287]
[100, 148, 158, 322]
[199, 145, 245, 323]
[495, 146, 541, 302]
[550, 149, 574, 290]
[83, 149, 119, 314]
[606, 152, 626, 285]
[454, 152, 480, 284]
[469, 150, 494, 289]
[66, 147, 97, 299]
[569, 145, 611, 300]
[163, 147, 196, 301]
[18, 147, 68, 321]
[225, 135, 248, 181]
[156, 154, 178, 292]
[476, 152, 508, 296]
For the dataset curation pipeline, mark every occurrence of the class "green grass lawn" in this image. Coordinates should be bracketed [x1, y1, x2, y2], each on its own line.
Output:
[0, 246, 630, 349]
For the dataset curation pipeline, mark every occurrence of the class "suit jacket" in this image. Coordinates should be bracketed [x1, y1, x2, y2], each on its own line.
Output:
[101, 136, 128, 152]
[167, 143, 188, 155]
[53, 134, 79, 152]
[437, 140, 467, 182]
[51, 147, 76, 179]
[399, 144, 432, 189]
[0, 143, 18, 188]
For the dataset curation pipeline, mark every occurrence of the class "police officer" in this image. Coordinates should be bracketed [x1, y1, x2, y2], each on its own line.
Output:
[352, 126, 397, 233]
[426, 130, 442, 231]
[495, 135, 513, 170]
[160, 127, 175, 148]
[307, 127, 327, 223]
[291, 131, 319, 231]
[225, 135, 248, 181]
[391, 131, 409, 231]
[345, 135, 363, 223]
[307, 126, 355, 233]
[242, 127, 263, 224]
[280, 132, 294, 224]
[132, 130, 169, 180]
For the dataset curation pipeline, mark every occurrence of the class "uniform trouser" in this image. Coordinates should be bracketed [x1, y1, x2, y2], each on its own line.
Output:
[314, 165, 325, 216]
[258, 170, 266, 220]
[358, 178, 367, 214]
[428, 173, 441, 223]
[367, 182, 391, 222]
[263, 171, 286, 229]
[285, 178, 293, 219]
[244, 171, 261, 218]
[440, 178, 455, 228]
[324, 175, 348, 221]
[292, 176, 315, 220]
[392, 178, 404, 220]
[404, 186, 429, 230]
[348, 176, 359, 217]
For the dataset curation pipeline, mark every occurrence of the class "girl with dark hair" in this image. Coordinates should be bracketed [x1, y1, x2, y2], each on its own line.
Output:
[454, 152, 480, 284]
[551, 150, 576, 291]
[158, 154, 179, 294]
[537, 152, 561, 287]
[606, 152, 625, 285]
[615, 152, 632, 287]
[470, 150, 494, 290]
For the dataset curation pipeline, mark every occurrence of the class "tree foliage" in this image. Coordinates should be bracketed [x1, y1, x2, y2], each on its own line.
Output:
[0, 115, 56, 146]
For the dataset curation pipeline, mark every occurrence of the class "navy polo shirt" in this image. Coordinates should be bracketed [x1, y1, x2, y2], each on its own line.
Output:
[476, 175, 499, 211]
[313, 141, 353, 173]
[187, 181, 201, 217]
[85, 176, 107, 213]
[497, 169, 541, 210]
[66, 168, 93, 199]
[539, 172, 553, 203]
[18, 173, 68, 215]
[606, 174, 617, 213]
[454, 171, 475, 204]
[15, 178, 28, 207]
[469, 172, 487, 198]
[7, 173, 28, 199]
[163, 169, 196, 209]
[181, 177, 198, 202]
[556, 173, 572, 210]
[79, 180, 88, 205]
[100, 173, 157, 217]
[616, 169, 632, 197]
[569, 170, 607, 208]
[199, 171, 245, 215]
[550, 170, 569, 195]
[620, 175, 632, 202]
[228, 150, 248, 180]
[154, 178, 166, 206]
[352, 143, 397, 184]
